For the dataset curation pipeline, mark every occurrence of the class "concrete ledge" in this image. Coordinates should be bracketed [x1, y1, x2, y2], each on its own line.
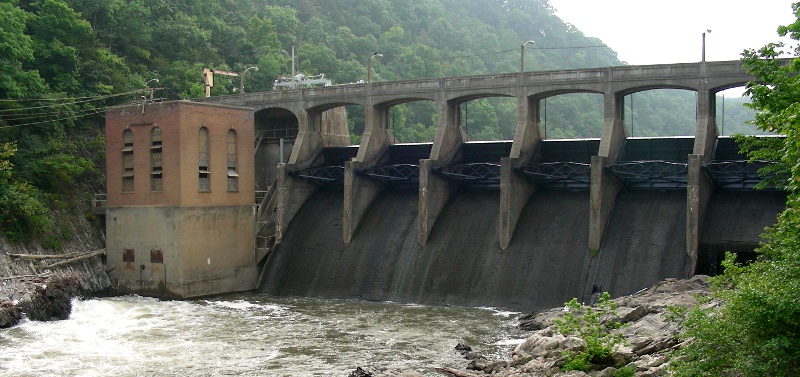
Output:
[275, 163, 319, 244]
[418, 159, 458, 246]
[499, 157, 536, 249]
[589, 156, 622, 252]
[343, 160, 385, 245]
[686, 154, 713, 275]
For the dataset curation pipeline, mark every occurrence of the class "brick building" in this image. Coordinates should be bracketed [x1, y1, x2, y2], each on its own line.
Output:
[105, 100, 257, 298]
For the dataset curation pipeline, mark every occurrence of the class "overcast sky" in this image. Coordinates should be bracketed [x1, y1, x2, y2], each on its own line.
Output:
[547, 0, 797, 65]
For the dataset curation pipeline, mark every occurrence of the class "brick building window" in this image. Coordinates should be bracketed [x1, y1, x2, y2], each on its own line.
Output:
[150, 127, 163, 191]
[198, 127, 210, 192]
[122, 129, 134, 192]
[227, 129, 238, 192]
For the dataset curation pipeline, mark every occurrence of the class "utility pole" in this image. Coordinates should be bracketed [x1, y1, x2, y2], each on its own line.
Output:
[291, 46, 296, 89]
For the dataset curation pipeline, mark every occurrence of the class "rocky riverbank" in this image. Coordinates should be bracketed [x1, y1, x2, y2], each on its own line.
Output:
[351, 275, 713, 377]
[0, 215, 111, 328]
[455, 275, 712, 377]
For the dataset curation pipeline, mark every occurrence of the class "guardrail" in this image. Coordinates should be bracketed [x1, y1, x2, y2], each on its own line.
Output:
[92, 194, 107, 215]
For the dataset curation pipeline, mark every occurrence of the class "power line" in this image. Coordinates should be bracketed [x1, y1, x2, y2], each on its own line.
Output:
[0, 105, 113, 122]
[0, 93, 123, 102]
[0, 90, 143, 113]
[439, 48, 518, 62]
[0, 92, 145, 121]
[534, 45, 608, 50]
[437, 45, 610, 62]
[0, 103, 129, 130]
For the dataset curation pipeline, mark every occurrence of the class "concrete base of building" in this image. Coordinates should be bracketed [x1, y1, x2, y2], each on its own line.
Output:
[106, 205, 257, 299]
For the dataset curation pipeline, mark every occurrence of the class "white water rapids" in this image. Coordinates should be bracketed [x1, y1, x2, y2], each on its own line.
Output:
[0, 294, 525, 376]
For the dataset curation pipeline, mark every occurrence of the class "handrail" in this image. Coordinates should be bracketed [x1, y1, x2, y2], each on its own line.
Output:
[93, 193, 107, 208]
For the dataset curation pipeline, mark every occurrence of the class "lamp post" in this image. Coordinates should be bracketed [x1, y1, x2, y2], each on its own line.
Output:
[240, 66, 258, 94]
[146, 78, 159, 101]
[520, 40, 535, 73]
[368, 52, 383, 83]
[702, 29, 711, 62]
[142, 78, 159, 114]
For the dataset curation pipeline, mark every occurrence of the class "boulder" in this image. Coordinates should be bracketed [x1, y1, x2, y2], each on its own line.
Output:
[0, 300, 22, 328]
[17, 275, 80, 321]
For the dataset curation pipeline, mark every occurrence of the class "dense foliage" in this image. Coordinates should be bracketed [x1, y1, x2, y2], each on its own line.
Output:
[670, 4, 800, 375]
[0, 0, 762, 242]
[553, 292, 627, 372]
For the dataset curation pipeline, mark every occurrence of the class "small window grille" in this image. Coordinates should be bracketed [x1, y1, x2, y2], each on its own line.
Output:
[227, 130, 238, 192]
[198, 127, 210, 192]
[122, 129, 134, 192]
[151, 127, 163, 191]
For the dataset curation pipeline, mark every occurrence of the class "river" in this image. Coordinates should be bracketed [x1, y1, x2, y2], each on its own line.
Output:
[0, 294, 526, 376]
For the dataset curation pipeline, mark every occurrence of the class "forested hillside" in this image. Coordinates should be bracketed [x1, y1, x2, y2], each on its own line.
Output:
[0, 0, 756, 243]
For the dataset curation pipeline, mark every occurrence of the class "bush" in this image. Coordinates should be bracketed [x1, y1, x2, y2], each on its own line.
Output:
[553, 292, 627, 371]
[613, 365, 636, 377]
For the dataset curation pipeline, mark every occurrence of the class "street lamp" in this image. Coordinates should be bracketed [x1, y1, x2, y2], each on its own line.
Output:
[368, 52, 383, 83]
[146, 78, 159, 101]
[239, 66, 258, 94]
[702, 29, 711, 62]
[520, 40, 535, 73]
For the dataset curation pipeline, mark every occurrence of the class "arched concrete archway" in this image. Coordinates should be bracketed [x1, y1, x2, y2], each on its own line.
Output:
[254, 107, 299, 191]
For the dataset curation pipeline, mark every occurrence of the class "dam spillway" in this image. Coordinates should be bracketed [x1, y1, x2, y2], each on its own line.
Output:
[262, 188, 593, 312]
[696, 190, 787, 275]
[588, 190, 689, 298]
[171, 60, 788, 305]
[259, 135, 786, 312]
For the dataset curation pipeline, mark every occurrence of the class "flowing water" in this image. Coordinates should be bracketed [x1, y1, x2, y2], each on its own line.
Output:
[0, 294, 526, 376]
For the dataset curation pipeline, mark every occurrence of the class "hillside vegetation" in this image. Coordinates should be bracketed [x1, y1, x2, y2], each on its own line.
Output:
[1, 0, 757, 243]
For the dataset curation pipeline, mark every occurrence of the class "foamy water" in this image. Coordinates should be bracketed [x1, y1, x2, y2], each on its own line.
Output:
[0, 294, 523, 376]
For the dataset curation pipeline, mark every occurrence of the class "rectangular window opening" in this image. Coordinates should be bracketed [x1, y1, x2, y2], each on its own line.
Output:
[150, 249, 163, 264]
[123, 175, 134, 193]
[227, 169, 238, 192]
[151, 173, 163, 192]
[123, 248, 135, 263]
[199, 171, 210, 192]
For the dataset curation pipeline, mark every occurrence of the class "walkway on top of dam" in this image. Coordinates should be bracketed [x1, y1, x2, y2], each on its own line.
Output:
[199, 60, 752, 113]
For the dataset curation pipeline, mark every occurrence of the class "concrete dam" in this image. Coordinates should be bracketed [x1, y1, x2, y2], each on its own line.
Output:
[246, 61, 788, 311]
[262, 185, 594, 311]
[260, 138, 785, 312]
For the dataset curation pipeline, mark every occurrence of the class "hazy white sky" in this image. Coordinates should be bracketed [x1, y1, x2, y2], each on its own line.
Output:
[547, 0, 797, 65]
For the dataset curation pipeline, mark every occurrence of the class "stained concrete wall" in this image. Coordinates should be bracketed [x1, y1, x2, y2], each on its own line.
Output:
[588, 190, 689, 298]
[106, 206, 256, 298]
[263, 188, 591, 312]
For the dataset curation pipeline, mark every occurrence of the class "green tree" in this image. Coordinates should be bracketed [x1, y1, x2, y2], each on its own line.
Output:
[671, 4, 800, 375]
[0, 143, 52, 241]
[465, 99, 502, 141]
[261, 5, 299, 48]
[0, 1, 46, 102]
